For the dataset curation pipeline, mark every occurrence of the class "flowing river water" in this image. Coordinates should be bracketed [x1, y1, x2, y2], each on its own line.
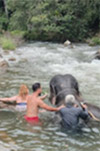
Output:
[0, 42, 100, 151]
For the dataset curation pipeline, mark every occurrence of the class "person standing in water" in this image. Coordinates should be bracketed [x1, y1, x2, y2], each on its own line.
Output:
[59, 95, 88, 129]
[25, 83, 63, 123]
[0, 84, 29, 109]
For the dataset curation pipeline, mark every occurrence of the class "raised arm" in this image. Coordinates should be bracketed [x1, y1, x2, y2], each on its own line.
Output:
[0, 96, 18, 102]
[39, 94, 48, 100]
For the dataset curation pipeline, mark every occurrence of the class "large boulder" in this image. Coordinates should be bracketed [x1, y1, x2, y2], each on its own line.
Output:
[64, 40, 71, 46]
[95, 50, 100, 60]
[64, 40, 73, 48]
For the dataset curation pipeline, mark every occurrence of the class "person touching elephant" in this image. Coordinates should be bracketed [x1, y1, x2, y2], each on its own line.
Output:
[59, 95, 89, 129]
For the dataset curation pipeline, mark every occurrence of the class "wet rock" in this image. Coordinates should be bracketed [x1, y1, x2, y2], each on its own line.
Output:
[0, 60, 9, 68]
[9, 57, 16, 61]
[94, 50, 100, 60]
[0, 54, 3, 58]
[64, 40, 71, 46]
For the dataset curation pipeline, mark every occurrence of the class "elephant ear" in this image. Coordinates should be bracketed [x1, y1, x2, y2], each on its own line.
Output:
[75, 94, 84, 102]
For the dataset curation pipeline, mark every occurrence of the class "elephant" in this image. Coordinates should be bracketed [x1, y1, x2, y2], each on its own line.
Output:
[49, 74, 100, 121]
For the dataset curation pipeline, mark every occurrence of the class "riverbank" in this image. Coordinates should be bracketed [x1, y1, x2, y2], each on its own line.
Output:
[86, 33, 100, 46]
[0, 31, 100, 51]
[0, 31, 25, 51]
[0, 0, 100, 50]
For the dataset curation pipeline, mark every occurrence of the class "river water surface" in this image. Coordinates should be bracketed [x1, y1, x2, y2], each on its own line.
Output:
[0, 42, 100, 151]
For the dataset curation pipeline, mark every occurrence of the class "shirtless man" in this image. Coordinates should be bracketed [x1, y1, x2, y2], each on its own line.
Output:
[25, 83, 63, 123]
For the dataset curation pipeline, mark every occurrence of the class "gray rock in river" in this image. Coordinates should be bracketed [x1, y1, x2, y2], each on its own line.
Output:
[9, 57, 16, 61]
[94, 50, 100, 60]
[64, 40, 73, 48]
[0, 54, 3, 58]
[64, 40, 71, 46]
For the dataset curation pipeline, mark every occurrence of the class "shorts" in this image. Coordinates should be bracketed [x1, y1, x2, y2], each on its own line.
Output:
[24, 116, 39, 124]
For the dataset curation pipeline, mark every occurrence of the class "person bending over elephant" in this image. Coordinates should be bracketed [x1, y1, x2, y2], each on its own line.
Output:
[59, 95, 89, 129]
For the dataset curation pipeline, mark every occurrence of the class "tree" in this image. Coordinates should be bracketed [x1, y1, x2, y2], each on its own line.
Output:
[3, 0, 8, 18]
[0, 0, 100, 42]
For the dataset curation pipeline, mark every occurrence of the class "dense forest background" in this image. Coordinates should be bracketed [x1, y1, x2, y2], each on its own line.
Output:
[0, 0, 100, 42]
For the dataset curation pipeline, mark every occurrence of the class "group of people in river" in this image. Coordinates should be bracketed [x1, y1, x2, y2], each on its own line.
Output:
[0, 82, 89, 129]
[0, 83, 64, 123]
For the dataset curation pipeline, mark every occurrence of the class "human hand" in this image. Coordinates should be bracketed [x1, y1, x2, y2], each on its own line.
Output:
[39, 94, 48, 100]
[81, 102, 87, 109]
[44, 94, 48, 97]
[57, 105, 65, 111]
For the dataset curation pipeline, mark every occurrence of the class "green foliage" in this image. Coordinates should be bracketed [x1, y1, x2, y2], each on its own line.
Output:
[0, 36, 16, 50]
[10, 30, 25, 37]
[89, 37, 100, 46]
[0, 0, 100, 42]
[0, 12, 8, 31]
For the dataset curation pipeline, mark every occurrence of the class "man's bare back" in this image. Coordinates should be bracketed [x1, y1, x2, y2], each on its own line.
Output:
[25, 83, 63, 122]
[26, 94, 39, 117]
[26, 93, 61, 117]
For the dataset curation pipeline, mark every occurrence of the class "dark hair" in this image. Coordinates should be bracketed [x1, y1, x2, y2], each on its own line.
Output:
[32, 83, 41, 92]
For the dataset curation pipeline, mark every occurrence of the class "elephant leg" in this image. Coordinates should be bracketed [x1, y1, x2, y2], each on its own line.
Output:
[49, 84, 56, 104]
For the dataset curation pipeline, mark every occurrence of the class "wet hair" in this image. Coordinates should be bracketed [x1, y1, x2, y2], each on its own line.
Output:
[65, 95, 78, 107]
[19, 84, 29, 97]
[32, 83, 41, 92]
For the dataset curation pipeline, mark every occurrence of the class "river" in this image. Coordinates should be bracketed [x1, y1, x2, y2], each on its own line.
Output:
[0, 42, 100, 151]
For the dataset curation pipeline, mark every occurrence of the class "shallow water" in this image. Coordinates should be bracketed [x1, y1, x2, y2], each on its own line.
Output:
[0, 42, 100, 151]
